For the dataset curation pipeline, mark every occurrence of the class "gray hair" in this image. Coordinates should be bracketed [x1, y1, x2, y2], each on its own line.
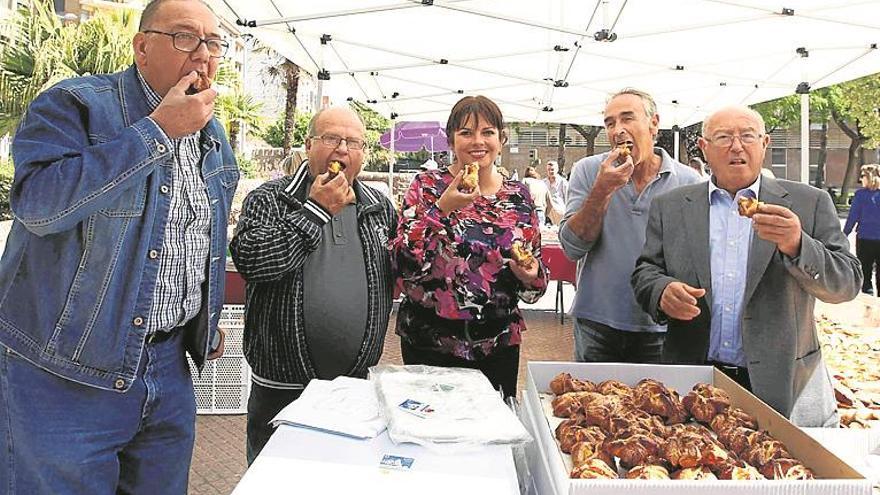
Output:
[307, 106, 367, 138]
[139, 0, 214, 31]
[607, 88, 657, 119]
[701, 105, 767, 137]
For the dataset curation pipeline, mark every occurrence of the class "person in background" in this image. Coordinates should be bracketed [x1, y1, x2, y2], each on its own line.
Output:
[560, 88, 701, 364]
[632, 105, 861, 427]
[230, 107, 397, 464]
[391, 95, 548, 398]
[522, 166, 550, 225]
[844, 164, 880, 295]
[544, 160, 569, 225]
[689, 156, 708, 178]
[0, 0, 237, 492]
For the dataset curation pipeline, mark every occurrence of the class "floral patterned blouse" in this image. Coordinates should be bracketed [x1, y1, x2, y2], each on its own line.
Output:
[391, 167, 548, 360]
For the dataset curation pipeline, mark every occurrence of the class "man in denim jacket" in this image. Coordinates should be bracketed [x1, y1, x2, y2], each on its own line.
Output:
[0, 1, 238, 493]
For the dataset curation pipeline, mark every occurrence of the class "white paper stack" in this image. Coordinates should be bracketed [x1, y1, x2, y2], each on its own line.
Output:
[270, 376, 386, 439]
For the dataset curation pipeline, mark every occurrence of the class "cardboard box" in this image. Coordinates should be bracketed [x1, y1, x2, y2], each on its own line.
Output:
[522, 361, 871, 495]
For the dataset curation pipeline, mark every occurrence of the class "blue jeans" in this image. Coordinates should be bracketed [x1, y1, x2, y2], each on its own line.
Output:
[574, 318, 664, 364]
[0, 331, 196, 495]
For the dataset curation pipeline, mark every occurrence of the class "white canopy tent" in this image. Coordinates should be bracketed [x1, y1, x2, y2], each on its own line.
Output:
[209, 0, 880, 180]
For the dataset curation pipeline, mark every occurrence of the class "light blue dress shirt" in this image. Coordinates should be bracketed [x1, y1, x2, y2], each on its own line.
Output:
[707, 177, 760, 366]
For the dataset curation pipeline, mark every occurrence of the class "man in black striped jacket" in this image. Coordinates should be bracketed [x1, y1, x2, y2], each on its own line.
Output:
[230, 107, 397, 464]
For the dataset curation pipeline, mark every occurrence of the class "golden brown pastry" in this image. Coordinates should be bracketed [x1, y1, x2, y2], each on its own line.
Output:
[327, 160, 345, 180]
[602, 432, 664, 469]
[559, 426, 606, 454]
[510, 241, 535, 268]
[570, 458, 618, 479]
[717, 427, 773, 457]
[709, 407, 758, 433]
[549, 372, 597, 395]
[597, 380, 633, 398]
[626, 464, 670, 480]
[759, 458, 814, 480]
[571, 440, 615, 468]
[551, 393, 584, 418]
[662, 434, 729, 469]
[744, 439, 791, 468]
[555, 415, 588, 440]
[682, 383, 731, 423]
[717, 463, 766, 480]
[671, 466, 717, 480]
[736, 196, 763, 218]
[458, 162, 479, 192]
[633, 378, 688, 425]
[615, 142, 633, 163]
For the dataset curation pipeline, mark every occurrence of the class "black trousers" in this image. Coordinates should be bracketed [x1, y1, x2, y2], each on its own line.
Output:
[856, 238, 880, 295]
[246, 382, 303, 466]
[400, 340, 520, 399]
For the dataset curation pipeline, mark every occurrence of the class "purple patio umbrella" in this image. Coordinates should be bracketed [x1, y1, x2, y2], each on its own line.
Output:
[379, 121, 449, 153]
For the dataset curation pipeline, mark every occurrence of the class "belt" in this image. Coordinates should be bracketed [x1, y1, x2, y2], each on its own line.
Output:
[707, 360, 749, 378]
[146, 331, 175, 345]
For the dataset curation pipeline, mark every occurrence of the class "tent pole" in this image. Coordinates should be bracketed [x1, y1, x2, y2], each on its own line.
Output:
[389, 120, 395, 196]
[673, 128, 680, 161]
[800, 93, 810, 184]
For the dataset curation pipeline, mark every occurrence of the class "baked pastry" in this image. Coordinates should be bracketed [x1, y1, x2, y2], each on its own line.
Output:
[570, 458, 618, 479]
[327, 160, 345, 180]
[682, 383, 731, 423]
[745, 439, 791, 467]
[559, 425, 606, 454]
[717, 462, 766, 480]
[633, 378, 688, 425]
[709, 407, 758, 433]
[549, 372, 597, 395]
[551, 393, 584, 418]
[186, 72, 212, 95]
[737, 196, 763, 218]
[670, 466, 717, 480]
[555, 415, 588, 440]
[662, 434, 729, 469]
[602, 432, 664, 469]
[597, 380, 633, 398]
[759, 458, 814, 480]
[510, 241, 535, 268]
[625, 464, 670, 480]
[615, 142, 633, 163]
[717, 427, 773, 457]
[458, 162, 479, 192]
[571, 440, 615, 468]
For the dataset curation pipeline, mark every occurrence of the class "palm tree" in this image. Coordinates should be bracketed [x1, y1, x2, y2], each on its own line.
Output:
[216, 90, 264, 154]
[254, 41, 300, 151]
[0, 0, 136, 135]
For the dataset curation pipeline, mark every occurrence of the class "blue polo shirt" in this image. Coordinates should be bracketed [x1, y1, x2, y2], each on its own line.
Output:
[560, 148, 701, 332]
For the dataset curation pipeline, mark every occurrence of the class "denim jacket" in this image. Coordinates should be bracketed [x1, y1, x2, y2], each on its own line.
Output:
[2, 66, 239, 392]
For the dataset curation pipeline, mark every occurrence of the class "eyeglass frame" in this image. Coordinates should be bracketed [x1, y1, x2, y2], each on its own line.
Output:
[705, 132, 765, 147]
[141, 30, 229, 58]
[310, 134, 368, 151]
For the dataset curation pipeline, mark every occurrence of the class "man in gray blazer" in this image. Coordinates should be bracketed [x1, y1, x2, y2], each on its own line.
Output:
[632, 105, 861, 427]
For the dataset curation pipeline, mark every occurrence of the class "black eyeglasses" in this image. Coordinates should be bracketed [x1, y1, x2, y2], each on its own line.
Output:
[142, 30, 229, 58]
[311, 134, 368, 151]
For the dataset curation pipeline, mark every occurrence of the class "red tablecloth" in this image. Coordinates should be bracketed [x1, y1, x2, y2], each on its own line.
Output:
[225, 269, 246, 305]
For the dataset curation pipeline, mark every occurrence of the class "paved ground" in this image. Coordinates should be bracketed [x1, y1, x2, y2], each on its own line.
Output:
[187, 288, 577, 495]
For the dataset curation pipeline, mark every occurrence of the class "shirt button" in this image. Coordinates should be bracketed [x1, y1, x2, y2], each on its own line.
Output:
[160, 185, 170, 194]
[728, 241, 735, 247]
[723, 342, 730, 347]
[725, 305, 733, 312]
[335, 232, 343, 238]
[114, 379, 126, 390]
[157, 143, 167, 153]
[148, 249, 159, 259]
[133, 316, 144, 326]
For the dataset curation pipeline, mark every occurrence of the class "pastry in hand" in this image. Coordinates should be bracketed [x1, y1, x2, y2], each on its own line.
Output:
[737, 196, 764, 218]
[326, 160, 345, 180]
[510, 241, 535, 268]
[615, 142, 634, 163]
[458, 162, 479, 192]
[186, 72, 213, 95]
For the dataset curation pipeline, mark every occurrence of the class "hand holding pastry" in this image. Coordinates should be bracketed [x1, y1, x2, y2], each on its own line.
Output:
[437, 167, 480, 214]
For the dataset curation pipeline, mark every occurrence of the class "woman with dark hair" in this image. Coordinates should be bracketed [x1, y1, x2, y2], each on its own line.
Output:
[844, 164, 880, 295]
[391, 95, 548, 397]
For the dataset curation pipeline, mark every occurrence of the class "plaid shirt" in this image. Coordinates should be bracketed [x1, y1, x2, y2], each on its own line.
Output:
[230, 163, 397, 388]
[137, 70, 212, 333]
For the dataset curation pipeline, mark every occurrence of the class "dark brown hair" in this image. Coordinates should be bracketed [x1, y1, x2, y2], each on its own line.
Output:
[446, 95, 507, 146]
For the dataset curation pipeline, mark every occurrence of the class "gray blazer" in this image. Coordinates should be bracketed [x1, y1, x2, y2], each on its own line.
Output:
[632, 176, 862, 427]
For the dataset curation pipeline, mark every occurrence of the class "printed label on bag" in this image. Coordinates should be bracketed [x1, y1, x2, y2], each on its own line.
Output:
[397, 398, 435, 418]
[379, 454, 415, 471]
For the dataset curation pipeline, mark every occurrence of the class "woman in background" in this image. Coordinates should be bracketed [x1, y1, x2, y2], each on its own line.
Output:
[391, 95, 548, 397]
[522, 166, 550, 225]
[844, 164, 880, 296]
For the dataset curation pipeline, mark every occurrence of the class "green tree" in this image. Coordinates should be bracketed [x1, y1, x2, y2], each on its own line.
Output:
[0, 0, 137, 135]
[830, 75, 880, 200]
[349, 100, 396, 172]
[262, 113, 310, 149]
[254, 41, 301, 152]
[216, 91, 264, 154]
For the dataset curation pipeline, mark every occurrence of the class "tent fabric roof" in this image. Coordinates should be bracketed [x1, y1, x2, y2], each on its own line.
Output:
[209, 0, 880, 128]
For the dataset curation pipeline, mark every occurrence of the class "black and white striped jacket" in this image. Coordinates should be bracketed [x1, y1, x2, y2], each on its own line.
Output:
[230, 162, 397, 387]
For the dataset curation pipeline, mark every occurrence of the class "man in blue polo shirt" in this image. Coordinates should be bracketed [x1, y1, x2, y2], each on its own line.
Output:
[560, 88, 700, 363]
